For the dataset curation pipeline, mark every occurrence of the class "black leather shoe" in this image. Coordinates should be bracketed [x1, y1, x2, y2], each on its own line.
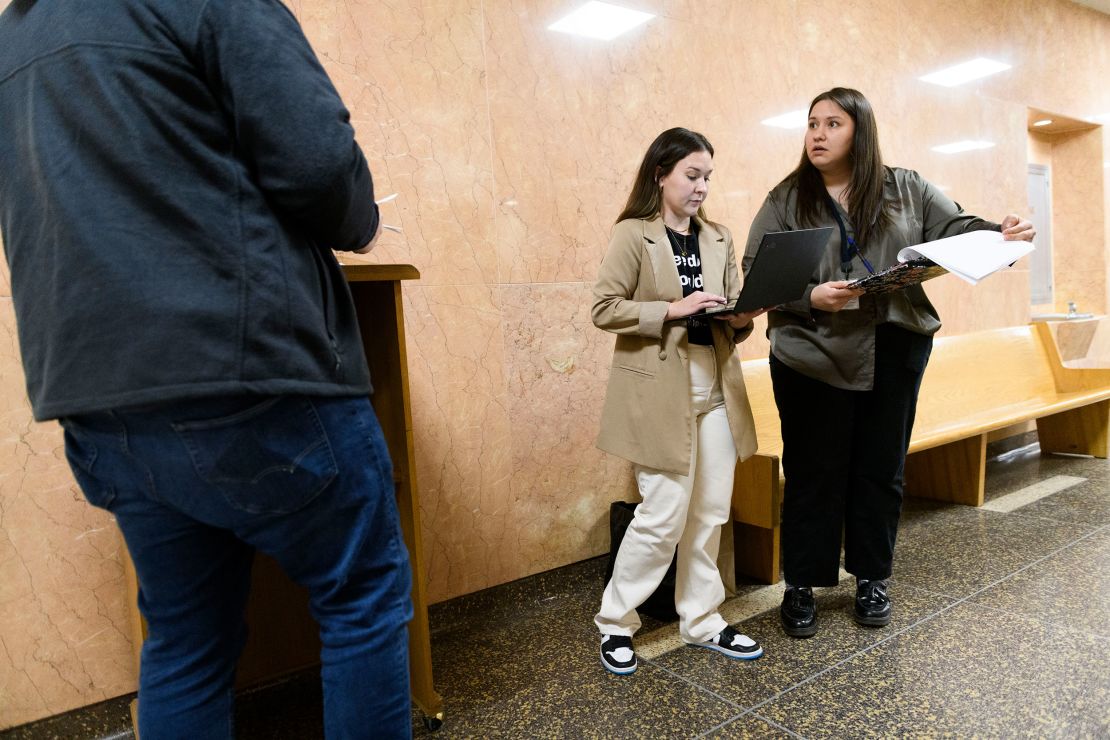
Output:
[854, 579, 892, 626]
[780, 586, 817, 638]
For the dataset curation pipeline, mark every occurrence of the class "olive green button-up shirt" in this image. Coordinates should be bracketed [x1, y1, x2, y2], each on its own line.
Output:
[743, 167, 1000, 391]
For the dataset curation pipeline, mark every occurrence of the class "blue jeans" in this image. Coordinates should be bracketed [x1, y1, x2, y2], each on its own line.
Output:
[60, 395, 413, 739]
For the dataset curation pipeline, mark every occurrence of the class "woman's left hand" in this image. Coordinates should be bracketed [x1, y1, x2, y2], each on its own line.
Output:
[714, 307, 769, 330]
[1000, 214, 1035, 242]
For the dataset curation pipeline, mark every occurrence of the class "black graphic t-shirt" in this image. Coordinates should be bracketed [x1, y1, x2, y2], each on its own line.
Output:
[665, 221, 713, 345]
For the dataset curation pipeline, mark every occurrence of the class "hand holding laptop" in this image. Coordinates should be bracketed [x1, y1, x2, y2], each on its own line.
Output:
[711, 306, 770, 329]
[664, 291, 730, 321]
[666, 291, 771, 330]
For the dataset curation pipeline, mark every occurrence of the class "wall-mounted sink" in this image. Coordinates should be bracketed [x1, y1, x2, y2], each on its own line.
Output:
[1031, 302, 1096, 322]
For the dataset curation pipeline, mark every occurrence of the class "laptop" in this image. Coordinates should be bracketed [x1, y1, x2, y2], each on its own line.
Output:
[692, 227, 833, 318]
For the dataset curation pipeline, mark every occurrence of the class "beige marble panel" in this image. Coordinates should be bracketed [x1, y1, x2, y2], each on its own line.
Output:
[485, 0, 783, 285]
[485, 0, 674, 285]
[983, 0, 1110, 119]
[288, 0, 497, 287]
[500, 282, 636, 576]
[1029, 132, 1053, 168]
[401, 284, 517, 602]
[927, 270, 1032, 337]
[1051, 128, 1106, 314]
[0, 300, 134, 730]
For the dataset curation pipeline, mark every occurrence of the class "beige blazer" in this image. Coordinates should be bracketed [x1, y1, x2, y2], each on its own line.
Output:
[593, 216, 758, 475]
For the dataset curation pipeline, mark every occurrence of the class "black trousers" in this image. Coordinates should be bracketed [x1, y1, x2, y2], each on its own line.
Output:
[770, 323, 933, 586]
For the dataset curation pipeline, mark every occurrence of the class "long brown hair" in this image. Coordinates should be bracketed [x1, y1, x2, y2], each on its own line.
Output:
[782, 87, 891, 246]
[616, 128, 714, 224]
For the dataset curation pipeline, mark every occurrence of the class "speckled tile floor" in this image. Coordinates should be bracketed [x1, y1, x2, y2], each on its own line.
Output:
[4, 437, 1107, 739]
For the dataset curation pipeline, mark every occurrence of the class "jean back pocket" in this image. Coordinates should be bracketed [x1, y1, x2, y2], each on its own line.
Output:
[172, 397, 338, 515]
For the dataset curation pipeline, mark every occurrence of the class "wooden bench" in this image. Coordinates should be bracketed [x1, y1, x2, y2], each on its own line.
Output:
[730, 321, 1110, 584]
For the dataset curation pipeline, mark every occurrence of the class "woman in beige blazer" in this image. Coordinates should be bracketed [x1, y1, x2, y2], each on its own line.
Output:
[593, 128, 768, 675]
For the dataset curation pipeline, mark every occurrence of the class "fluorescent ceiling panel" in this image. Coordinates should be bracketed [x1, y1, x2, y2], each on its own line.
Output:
[919, 57, 1011, 87]
[547, 1, 654, 41]
[761, 109, 808, 129]
[931, 140, 996, 154]
[1032, 119, 1053, 127]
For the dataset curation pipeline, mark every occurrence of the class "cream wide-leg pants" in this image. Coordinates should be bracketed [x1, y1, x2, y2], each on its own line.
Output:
[595, 344, 737, 644]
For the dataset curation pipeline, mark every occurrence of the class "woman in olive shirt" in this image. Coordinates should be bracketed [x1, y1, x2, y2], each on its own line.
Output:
[743, 88, 1034, 637]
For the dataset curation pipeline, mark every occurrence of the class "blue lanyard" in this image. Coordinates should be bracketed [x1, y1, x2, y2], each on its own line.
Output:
[828, 200, 875, 278]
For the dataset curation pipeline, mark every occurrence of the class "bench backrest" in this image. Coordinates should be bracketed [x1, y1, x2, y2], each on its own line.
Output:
[912, 326, 1057, 440]
[739, 325, 1063, 458]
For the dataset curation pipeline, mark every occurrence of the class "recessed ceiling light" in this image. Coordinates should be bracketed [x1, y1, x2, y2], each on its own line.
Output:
[761, 109, 808, 129]
[919, 57, 1011, 87]
[1033, 119, 1053, 127]
[547, 1, 654, 41]
[931, 140, 996, 154]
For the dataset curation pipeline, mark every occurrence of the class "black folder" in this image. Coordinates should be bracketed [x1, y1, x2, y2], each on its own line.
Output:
[689, 227, 833, 318]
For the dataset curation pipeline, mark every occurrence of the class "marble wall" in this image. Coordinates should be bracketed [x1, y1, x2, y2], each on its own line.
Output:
[1027, 126, 1108, 315]
[1051, 128, 1107, 314]
[2, 0, 1109, 727]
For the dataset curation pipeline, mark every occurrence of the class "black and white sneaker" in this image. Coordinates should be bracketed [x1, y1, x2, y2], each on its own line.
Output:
[599, 634, 637, 675]
[694, 626, 763, 660]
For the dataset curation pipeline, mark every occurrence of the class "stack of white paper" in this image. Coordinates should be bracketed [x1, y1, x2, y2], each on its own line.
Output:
[897, 230, 1035, 285]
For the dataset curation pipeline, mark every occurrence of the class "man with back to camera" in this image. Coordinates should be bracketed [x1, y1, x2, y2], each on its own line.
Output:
[0, 1, 414, 737]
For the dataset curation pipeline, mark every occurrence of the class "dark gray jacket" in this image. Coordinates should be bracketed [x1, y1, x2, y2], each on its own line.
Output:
[0, 0, 378, 420]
